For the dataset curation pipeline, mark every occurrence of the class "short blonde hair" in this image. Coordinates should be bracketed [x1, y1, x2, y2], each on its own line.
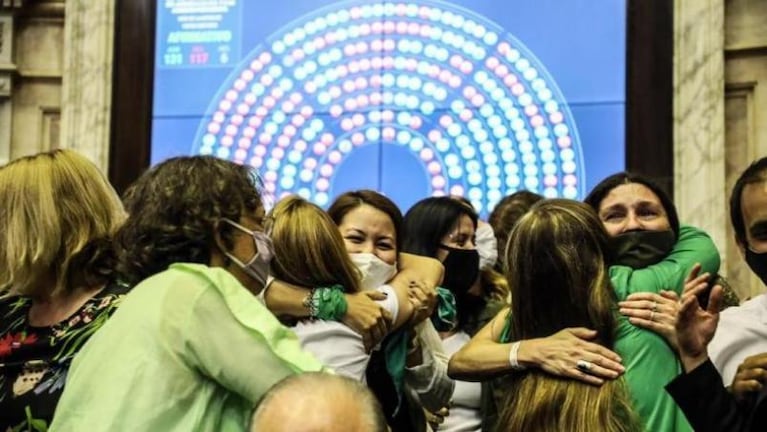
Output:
[0, 149, 125, 297]
[269, 196, 361, 292]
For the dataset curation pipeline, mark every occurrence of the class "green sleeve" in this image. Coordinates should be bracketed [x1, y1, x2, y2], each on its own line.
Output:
[609, 225, 721, 299]
[183, 269, 327, 404]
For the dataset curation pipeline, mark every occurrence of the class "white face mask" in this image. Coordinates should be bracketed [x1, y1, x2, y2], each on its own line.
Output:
[475, 223, 498, 270]
[349, 253, 397, 290]
[221, 218, 274, 290]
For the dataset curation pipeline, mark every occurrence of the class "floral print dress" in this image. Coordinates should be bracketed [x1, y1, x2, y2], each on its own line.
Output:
[0, 283, 128, 432]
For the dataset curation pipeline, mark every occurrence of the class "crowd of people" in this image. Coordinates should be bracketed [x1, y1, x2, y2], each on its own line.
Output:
[1, 149, 766, 431]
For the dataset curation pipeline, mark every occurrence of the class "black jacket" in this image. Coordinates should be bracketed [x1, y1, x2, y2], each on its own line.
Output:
[666, 359, 767, 432]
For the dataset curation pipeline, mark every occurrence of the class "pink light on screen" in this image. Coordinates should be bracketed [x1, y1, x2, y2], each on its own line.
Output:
[344, 99, 358, 111]
[420, 148, 434, 161]
[328, 150, 342, 164]
[379, 127, 394, 141]
[351, 132, 365, 146]
[283, 125, 297, 137]
[340, 118, 354, 131]
[428, 161, 441, 174]
[313, 143, 327, 155]
[428, 130, 442, 142]
[320, 164, 333, 177]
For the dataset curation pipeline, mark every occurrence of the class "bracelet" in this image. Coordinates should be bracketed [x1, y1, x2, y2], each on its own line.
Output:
[312, 285, 348, 321]
[508, 341, 526, 371]
[303, 288, 318, 318]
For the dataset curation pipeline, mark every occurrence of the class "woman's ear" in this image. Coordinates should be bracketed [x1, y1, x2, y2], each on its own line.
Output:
[213, 219, 232, 255]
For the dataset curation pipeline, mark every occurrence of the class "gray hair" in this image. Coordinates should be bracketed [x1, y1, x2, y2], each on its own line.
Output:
[251, 372, 387, 432]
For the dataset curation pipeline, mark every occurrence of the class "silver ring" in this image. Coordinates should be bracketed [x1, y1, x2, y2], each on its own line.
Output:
[650, 311, 655, 321]
[576, 359, 593, 373]
[652, 301, 658, 312]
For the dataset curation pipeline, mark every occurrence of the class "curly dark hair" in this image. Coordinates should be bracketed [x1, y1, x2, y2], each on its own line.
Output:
[115, 156, 263, 285]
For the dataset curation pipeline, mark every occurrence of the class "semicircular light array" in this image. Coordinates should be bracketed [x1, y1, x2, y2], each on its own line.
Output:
[194, 1, 584, 213]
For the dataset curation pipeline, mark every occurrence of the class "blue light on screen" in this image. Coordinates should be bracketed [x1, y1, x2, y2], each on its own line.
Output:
[152, 0, 626, 216]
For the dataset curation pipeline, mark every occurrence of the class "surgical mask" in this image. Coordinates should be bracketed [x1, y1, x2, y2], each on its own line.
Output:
[609, 229, 675, 268]
[350, 253, 397, 290]
[746, 247, 767, 286]
[439, 245, 480, 296]
[222, 218, 274, 289]
[475, 223, 498, 270]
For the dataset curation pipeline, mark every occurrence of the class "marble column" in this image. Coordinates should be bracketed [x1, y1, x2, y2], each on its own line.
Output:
[59, 0, 115, 172]
[673, 0, 727, 259]
[0, 12, 16, 165]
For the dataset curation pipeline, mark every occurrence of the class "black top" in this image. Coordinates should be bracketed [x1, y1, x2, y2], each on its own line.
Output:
[0, 283, 128, 431]
[666, 358, 767, 432]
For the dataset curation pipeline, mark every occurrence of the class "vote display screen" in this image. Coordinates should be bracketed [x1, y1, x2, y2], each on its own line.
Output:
[152, 0, 626, 216]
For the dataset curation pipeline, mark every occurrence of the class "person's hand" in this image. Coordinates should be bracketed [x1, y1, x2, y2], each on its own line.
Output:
[521, 327, 625, 386]
[682, 263, 711, 296]
[342, 291, 393, 352]
[730, 353, 767, 403]
[407, 279, 437, 326]
[424, 407, 449, 430]
[619, 290, 680, 350]
[675, 263, 723, 372]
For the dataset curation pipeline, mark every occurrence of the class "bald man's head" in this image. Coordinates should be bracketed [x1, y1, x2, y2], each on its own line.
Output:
[250, 373, 387, 432]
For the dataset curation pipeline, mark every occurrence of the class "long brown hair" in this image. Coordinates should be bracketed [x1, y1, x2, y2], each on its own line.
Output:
[269, 196, 361, 292]
[497, 199, 639, 432]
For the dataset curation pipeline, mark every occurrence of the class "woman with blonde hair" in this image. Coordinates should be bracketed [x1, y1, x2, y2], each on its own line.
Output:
[0, 149, 128, 430]
[262, 192, 450, 431]
[268, 195, 437, 379]
[268, 196, 409, 379]
[493, 199, 639, 431]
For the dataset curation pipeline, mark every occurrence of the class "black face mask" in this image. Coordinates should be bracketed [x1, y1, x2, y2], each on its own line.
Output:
[745, 248, 767, 286]
[439, 245, 480, 296]
[609, 230, 676, 269]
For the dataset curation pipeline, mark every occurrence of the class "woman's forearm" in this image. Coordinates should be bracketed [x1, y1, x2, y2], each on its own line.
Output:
[263, 279, 311, 317]
[448, 339, 516, 381]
